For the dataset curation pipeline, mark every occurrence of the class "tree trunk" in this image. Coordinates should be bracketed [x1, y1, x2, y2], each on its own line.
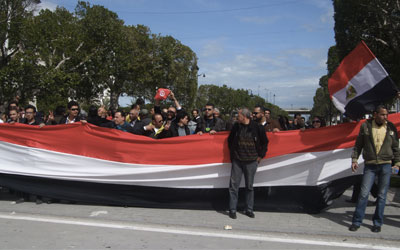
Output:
[109, 91, 119, 112]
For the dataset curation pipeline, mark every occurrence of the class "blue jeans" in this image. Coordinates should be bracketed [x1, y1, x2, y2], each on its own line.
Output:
[352, 163, 392, 227]
[229, 159, 258, 212]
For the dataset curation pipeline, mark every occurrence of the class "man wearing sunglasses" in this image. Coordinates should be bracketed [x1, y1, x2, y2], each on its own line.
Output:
[138, 113, 171, 139]
[59, 101, 86, 124]
[195, 103, 225, 135]
[253, 106, 281, 132]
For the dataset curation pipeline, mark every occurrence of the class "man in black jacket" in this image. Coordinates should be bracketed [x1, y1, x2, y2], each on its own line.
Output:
[169, 111, 190, 137]
[227, 108, 268, 219]
[24, 105, 45, 127]
[195, 103, 225, 135]
[59, 101, 86, 124]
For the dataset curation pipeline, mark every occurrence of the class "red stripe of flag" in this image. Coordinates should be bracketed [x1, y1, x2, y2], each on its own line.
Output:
[1, 114, 400, 165]
[328, 41, 376, 97]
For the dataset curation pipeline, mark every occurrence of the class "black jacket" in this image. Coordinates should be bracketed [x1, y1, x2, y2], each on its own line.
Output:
[169, 122, 190, 137]
[228, 120, 268, 161]
[59, 115, 84, 124]
[195, 116, 226, 133]
[87, 116, 109, 126]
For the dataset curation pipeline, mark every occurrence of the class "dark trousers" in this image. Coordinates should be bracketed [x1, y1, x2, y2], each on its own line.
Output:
[229, 159, 258, 212]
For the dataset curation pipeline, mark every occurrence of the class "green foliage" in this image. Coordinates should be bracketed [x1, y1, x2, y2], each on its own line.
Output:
[310, 46, 340, 120]
[0, 0, 40, 106]
[195, 84, 287, 118]
[149, 35, 198, 109]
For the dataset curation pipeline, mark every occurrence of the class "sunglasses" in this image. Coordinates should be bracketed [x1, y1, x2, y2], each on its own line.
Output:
[252, 112, 260, 115]
[205, 108, 213, 111]
[71, 108, 79, 111]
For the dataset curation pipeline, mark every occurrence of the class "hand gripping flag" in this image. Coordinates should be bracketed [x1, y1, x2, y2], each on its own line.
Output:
[154, 88, 171, 100]
[328, 41, 398, 119]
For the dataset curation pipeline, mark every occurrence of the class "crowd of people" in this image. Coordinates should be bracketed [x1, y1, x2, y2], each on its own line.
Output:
[1, 94, 400, 233]
[0, 92, 327, 206]
[0, 92, 326, 140]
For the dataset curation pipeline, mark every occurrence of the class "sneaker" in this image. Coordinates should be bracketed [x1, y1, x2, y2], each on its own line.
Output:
[245, 210, 255, 218]
[15, 198, 25, 204]
[348, 224, 360, 232]
[371, 225, 381, 233]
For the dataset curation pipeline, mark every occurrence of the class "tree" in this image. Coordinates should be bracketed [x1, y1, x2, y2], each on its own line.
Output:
[21, 7, 83, 111]
[310, 46, 340, 121]
[74, 1, 129, 110]
[0, 0, 40, 69]
[333, 0, 400, 89]
[0, 0, 40, 107]
[0, 1, 198, 112]
[312, 0, 400, 119]
[148, 35, 198, 109]
[195, 84, 287, 118]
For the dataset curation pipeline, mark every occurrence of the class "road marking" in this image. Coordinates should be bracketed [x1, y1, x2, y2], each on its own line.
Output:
[89, 210, 108, 217]
[0, 212, 397, 250]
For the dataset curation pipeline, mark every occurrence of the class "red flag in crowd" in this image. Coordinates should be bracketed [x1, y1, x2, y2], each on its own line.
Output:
[154, 88, 171, 100]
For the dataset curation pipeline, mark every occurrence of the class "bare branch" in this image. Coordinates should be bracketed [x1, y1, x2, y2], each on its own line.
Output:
[374, 37, 389, 47]
[75, 42, 84, 52]
[55, 53, 70, 70]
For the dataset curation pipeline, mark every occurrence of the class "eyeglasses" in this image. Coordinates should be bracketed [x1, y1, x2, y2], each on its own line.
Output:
[205, 108, 213, 111]
[71, 108, 79, 111]
[167, 110, 175, 114]
[312, 120, 321, 123]
[155, 119, 163, 123]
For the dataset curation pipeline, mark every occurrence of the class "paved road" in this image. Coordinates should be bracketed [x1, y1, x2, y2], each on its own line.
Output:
[0, 187, 399, 249]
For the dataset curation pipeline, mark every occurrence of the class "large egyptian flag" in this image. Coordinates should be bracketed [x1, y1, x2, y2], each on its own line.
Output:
[1, 116, 400, 213]
[328, 41, 398, 119]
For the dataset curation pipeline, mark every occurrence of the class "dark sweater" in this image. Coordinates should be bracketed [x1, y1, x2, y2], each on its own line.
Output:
[228, 120, 268, 161]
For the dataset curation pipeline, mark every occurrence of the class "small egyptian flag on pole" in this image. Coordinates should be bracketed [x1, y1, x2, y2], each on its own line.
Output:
[328, 41, 398, 119]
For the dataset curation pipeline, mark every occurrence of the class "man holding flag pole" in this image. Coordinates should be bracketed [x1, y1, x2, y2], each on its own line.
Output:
[328, 41, 400, 233]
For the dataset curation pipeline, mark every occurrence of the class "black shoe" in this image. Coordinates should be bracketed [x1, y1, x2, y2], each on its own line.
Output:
[35, 198, 43, 205]
[229, 211, 237, 219]
[371, 225, 381, 233]
[15, 198, 25, 204]
[349, 224, 360, 231]
[245, 210, 255, 218]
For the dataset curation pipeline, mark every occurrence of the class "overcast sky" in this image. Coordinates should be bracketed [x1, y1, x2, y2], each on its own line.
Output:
[39, 0, 335, 109]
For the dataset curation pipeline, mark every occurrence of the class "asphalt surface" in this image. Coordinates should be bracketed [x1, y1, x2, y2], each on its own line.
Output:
[0, 187, 399, 250]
